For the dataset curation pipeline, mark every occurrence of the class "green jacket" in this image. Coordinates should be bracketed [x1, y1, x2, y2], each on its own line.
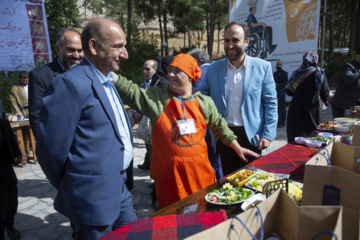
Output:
[114, 75, 237, 146]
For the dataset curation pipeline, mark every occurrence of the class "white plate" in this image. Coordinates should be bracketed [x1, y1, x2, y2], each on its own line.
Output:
[294, 137, 308, 145]
[334, 118, 358, 124]
[318, 132, 333, 138]
[205, 189, 255, 205]
[241, 193, 266, 211]
[305, 140, 322, 148]
[334, 124, 350, 133]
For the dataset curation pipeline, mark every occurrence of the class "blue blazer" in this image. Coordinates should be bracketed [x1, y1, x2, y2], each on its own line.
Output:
[36, 58, 133, 226]
[199, 56, 278, 146]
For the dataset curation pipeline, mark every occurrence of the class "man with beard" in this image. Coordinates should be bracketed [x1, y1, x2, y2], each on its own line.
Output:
[199, 22, 277, 176]
[29, 28, 83, 139]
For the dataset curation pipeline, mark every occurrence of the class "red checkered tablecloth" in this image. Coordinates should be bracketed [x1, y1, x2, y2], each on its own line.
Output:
[100, 210, 228, 240]
[252, 143, 316, 182]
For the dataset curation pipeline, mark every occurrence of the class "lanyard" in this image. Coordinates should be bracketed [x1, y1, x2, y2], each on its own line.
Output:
[176, 91, 195, 120]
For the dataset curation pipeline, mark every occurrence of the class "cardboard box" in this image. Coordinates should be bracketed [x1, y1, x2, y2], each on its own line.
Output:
[302, 142, 360, 239]
[187, 189, 342, 240]
[351, 122, 360, 146]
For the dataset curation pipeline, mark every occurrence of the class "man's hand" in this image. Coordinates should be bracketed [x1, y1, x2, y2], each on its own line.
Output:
[261, 22, 267, 29]
[258, 137, 271, 150]
[229, 140, 260, 163]
[133, 113, 142, 123]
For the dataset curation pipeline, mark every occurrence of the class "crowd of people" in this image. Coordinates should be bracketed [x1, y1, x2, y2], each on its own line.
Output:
[1, 17, 360, 240]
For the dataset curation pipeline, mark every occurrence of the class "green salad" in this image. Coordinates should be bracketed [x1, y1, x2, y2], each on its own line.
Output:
[309, 135, 329, 142]
[205, 183, 254, 205]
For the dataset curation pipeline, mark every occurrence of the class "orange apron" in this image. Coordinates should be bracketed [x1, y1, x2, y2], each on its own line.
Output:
[151, 94, 215, 209]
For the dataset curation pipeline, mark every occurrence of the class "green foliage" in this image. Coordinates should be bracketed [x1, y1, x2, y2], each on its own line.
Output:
[323, 48, 356, 88]
[343, 49, 356, 63]
[118, 23, 159, 85]
[44, 0, 81, 60]
[173, 45, 196, 56]
[0, 72, 20, 113]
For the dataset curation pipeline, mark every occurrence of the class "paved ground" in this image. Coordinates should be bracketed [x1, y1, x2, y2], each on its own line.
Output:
[8, 106, 333, 239]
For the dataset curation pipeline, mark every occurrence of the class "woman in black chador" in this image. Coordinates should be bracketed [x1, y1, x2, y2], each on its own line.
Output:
[286, 51, 331, 142]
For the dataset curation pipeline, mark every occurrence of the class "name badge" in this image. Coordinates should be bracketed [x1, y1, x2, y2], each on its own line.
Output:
[177, 119, 197, 135]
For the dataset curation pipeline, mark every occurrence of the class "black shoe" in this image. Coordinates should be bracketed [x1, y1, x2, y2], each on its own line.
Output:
[138, 164, 150, 170]
[7, 227, 21, 240]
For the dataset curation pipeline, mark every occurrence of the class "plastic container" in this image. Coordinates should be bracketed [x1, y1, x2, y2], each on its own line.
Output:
[340, 135, 352, 145]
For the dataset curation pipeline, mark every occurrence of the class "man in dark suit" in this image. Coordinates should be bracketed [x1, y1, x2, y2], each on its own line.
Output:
[0, 99, 22, 240]
[36, 18, 137, 239]
[28, 28, 83, 139]
[332, 48, 360, 118]
[273, 60, 288, 128]
[135, 59, 158, 170]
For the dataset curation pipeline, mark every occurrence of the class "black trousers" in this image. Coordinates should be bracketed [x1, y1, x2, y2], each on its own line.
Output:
[277, 93, 287, 126]
[0, 159, 18, 237]
[218, 127, 261, 176]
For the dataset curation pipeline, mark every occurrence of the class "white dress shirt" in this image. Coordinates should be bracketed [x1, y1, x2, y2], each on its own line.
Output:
[85, 57, 133, 170]
[225, 57, 246, 127]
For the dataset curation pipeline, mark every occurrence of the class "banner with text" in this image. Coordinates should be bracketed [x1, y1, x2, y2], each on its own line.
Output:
[229, 0, 321, 75]
[0, 0, 52, 71]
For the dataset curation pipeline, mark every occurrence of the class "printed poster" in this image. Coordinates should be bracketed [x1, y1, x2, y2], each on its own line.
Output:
[229, 0, 321, 76]
[0, 0, 52, 71]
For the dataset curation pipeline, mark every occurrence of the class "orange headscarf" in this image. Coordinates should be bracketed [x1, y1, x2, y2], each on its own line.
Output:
[169, 53, 201, 83]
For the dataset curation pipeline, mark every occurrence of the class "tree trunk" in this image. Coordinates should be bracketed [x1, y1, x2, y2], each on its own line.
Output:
[127, 0, 131, 44]
[341, 2, 350, 47]
[163, 2, 169, 56]
[349, 0, 357, 49]
[217, 22, 220, 54]
[184, 32, 186, 48]
[157, 0, 164, 56]
[188, 29, 191, 47]
[356, 0, 360, 48]
[208, 0, 216, 60]
[328, 2, 334, 56]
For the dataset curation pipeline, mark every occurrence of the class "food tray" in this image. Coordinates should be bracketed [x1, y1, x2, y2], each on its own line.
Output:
[227, 169, 255, 187]
[227, 173, 249, 187]
[245, 170, 290, 192]
[262, 178, 289, 198]
[261, 179, 303, 204]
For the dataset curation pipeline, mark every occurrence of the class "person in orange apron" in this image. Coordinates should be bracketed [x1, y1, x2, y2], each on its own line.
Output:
[114, 53, 260, 209]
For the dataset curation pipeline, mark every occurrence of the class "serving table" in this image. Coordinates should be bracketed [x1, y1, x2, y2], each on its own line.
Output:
[148, 143, 315, 218]
[10, 120, 37, 167]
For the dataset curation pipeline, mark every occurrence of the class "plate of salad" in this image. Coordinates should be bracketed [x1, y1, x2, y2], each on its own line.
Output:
[205, 183, 255, 205]
[309, 135, 331, 146]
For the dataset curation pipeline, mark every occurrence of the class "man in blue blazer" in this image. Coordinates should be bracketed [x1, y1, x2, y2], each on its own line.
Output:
[199, 22, 278, 176]
[36, 18, 136, 239]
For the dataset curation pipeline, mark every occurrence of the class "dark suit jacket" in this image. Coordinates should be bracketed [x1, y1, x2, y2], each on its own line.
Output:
[36, 58, 134, 226]
[332, 59, 360, 109]
[0, 99, 22, 165]
[29, 58, 64, 139]
[273, 68, 288, 95]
